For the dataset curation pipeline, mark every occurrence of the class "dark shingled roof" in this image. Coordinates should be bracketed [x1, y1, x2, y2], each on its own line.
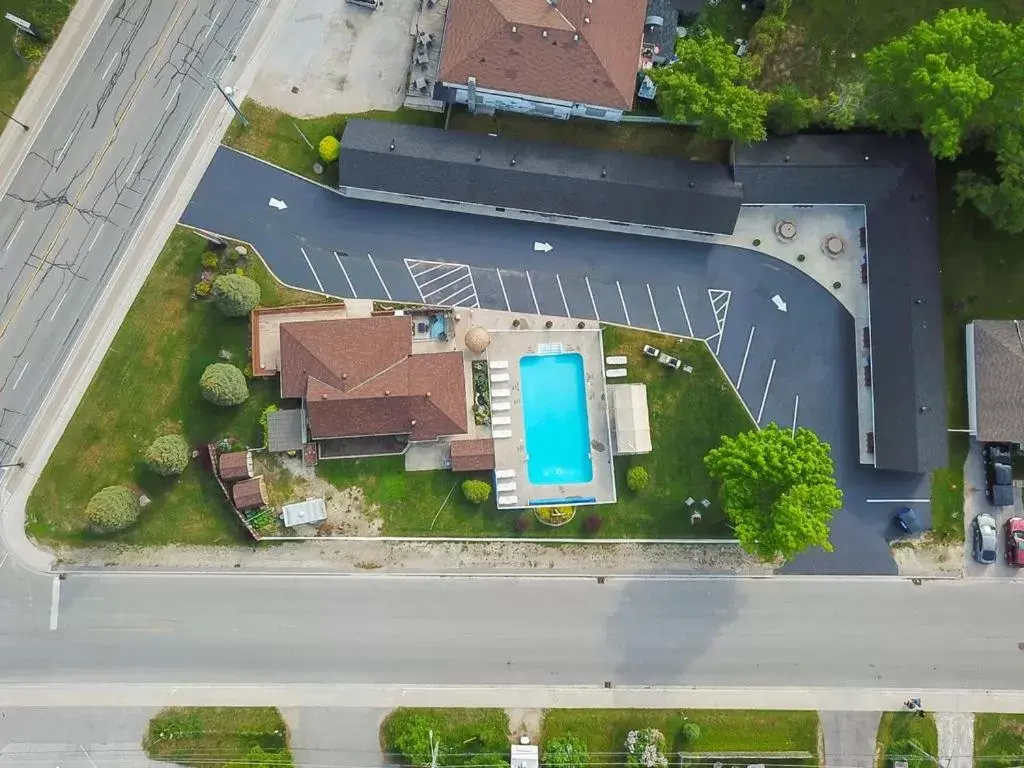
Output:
[338, 119, 743, 235]
[970, 320, 1024, 444]
[734, 133, 947, 474]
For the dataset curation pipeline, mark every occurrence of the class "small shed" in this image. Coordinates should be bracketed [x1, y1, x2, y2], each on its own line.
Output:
[219, 450, 253, 482]
[267, 408, 306, 453]
[451, 438, 496, 471]
[232, 476, 268, 510]
[608, 382, 653, 455]
[282, 498, 328, 528]
[511, 743, 539, 768]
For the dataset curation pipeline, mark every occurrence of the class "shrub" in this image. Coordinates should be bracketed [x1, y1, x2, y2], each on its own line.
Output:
[259, 404, 280, 448]
[582, 513, 603, 534]
[319, 135, 341, 163]
[200, 363, 249, 406]
[200, 252, 219, 269]
[212, 273, 261, 317]
[84, 485, 140, 532]
[768, 84, 820, 135]
[144, 434, 190, 476]
[680, 721, 701, 743]
[545, 735, 590, 768]
[626, 465, 650, 492]
[462, 479, 492, 504]
[194, 280, 212, 297]
[383, 710, 446, 766]
[513, 514, 531, 533]
[625, 728, 667, 768]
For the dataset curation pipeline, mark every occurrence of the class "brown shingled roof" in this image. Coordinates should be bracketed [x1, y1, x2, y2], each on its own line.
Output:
[438, 0, 645, 111]
[232, 476, 267, 510]
[450, 438, 496, 471]
[972, 320, 1024, 443]
[280, 315, 468, 441]
[218, 451, 253, 482]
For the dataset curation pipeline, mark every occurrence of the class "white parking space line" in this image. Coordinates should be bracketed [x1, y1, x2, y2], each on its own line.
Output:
[333, 252, 357, 297]
[406, 259, 479, 308]
[49, 291, 68, 322]
[866, 498, 930, 503]
[12, 363, 29, 391]
[4, 218, 23, 251]
[496, 270, 511, 311]
[418, 266, 464, 289]
[585, 276, 600, 320]
[405, 261, 428, 302]
[676, 286, 693, 337]
[423, 274, 469, 300]
[616, 281, 631, 326]
[706, 288, 732, 355]
[87, 222, 105, 252]
[791, 394, 800, 436]
[556, 275, 570, 317]
[435, 283, 474, 306]
[409, 262, 447, 279]
[756, 358, 777, 425]
[647, 284, 661, 331]
[49, 576, 61, 631]
[736, 326, 755, 389]
[526, 271, 540, 314]
[366, 253, 392, 300]
[299, 247, 324, 292]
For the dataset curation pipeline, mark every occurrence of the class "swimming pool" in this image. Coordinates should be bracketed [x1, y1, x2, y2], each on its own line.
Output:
[520, 352, 593, 485]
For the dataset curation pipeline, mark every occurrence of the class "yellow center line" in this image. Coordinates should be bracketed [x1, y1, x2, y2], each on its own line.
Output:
[0, 0, 194, 341]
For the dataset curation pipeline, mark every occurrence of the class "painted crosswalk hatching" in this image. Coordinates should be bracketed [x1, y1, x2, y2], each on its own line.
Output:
[405, 259, 480, 308]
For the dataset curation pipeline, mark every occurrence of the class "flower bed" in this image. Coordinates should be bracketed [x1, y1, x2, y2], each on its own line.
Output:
[471, 360, 491, 426]
[534, 505, 576, 527]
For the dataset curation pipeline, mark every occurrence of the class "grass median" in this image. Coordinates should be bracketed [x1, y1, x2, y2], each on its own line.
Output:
[974, 713, 1024, 768]
[144, 707, 292, 768]
[875, 711, 938, 768]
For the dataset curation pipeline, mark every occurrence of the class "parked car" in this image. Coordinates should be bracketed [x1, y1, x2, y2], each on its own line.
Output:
[893, 506, 922, 536]
[985, 443, 1012, 465]
[1007, 517, 1024, 568]
[986, 461, 1014, 507]
[973, 513, 999, 564]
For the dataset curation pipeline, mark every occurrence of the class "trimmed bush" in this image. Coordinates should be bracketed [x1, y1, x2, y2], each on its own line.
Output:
[462, 479, 492, 504]
[383, 710, 446, 767]
[259, 404, 280, 448]
[680, 721, 701, 743]
[144, 434, 190, 476]
[626, 465, 650, 492]
[194, 280, 212, 297]
[544, 735, 590, 768]
[200, 363, 249, 406]
[200, 252, 219, 269]
[84, 485, 140, 532]
[319, 135, 341, 163]
[211, 273, 261, 317]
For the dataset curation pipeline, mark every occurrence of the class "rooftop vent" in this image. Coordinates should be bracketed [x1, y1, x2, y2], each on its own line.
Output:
[511, 24, 517, 31]
[573, 33, 579, 41]
[584, 16, 590, 23]
[542, 29, 547, 37]
[775, 219, 798, 241]
[822, 234, 846, 258]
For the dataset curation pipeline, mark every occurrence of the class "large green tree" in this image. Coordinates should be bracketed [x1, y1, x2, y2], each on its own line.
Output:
[705, 424, 842, 561]
[957, 127, 1024, 234]
[863, 8, 1024, 159]
[649, 32, 769, 143]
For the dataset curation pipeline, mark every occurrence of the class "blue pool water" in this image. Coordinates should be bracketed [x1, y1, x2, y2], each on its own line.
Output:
[520, 353, 593, 485]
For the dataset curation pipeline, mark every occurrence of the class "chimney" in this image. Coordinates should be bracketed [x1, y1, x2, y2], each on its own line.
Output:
[384, 390, 390, 396]
[426, 391, 432, 398]
[321, 394, 328, 400]
[542, 29, 548, 37]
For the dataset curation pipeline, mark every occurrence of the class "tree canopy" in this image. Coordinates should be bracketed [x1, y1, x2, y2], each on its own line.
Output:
[84, 485, 140, 532]
[956, 127, 1024, 234]
[212, 273, 261, 317]
[705, 424, 842, 562]
[200, 363, 249, 406]
[649, 32, 770, 143]
[144, 434, 190, 476]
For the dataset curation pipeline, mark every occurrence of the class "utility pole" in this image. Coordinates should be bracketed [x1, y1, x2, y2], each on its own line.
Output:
[0, 108, 29, 131]
[208, 76, 249, 128]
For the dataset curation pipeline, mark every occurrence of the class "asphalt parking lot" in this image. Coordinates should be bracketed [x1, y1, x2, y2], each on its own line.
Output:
[182, 147, 932, 574]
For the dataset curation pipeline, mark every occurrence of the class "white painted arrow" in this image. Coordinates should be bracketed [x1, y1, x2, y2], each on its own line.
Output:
[268, 197, 288, 210]
[771, 294, 788, 312]
[533, 241, 552, 253]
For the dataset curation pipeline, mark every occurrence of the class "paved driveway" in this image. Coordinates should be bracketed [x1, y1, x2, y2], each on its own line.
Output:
[962, 439, 1024, 579]
[181, 147, 931, 574]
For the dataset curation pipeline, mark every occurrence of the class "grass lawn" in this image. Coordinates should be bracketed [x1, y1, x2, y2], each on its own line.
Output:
[0, 0, 74, 115]
[875, 711, 938, 768]
[144, 707, 292, 768]
[542, 709, 819, 761]
[974, 714, 1024, 768]
[380, 708, 510, 761]
[25, 227, 322, 546]
[221, 99, 443, 184]
[317, 328, 752, 539]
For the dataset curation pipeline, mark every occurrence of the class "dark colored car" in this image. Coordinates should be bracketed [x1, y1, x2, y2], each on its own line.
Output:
[987, 461, 1014, 507]
[894, 507, 922, 536]
[973, 513, 998, 564]
[985, 443, 1012, 465]
[1007, 518, 1024, 568]
[990, 483, 1015, 507]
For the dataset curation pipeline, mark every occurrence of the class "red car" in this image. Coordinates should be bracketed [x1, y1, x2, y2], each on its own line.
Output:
[1006, 517, 1024, 567]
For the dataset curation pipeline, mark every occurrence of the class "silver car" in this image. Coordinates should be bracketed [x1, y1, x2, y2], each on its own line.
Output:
[973, 513, 998, 564]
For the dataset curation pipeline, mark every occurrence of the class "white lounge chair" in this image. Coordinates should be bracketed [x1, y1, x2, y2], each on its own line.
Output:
[606, 368, 628, 378]
[490, 373, 510, 383]
[493, 429, 512, 438]
[497, 481, 517, 493]
[495, 469, 516, 480]
[491, 388, 510, 398]
[498, 495, 519, 506]
[489, 360, 509, 370]
[492, 415, 512, 426]
[606, 355, 628, 366]
[492, 401, 511, 412]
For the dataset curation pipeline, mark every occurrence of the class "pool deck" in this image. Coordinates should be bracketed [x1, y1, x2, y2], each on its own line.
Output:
[483, 327, 616, 509]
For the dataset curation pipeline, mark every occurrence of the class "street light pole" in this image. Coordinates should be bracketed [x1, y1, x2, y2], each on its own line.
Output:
[208, 76, 249, 129]
[0, 461, 25, 469]
[0, 108, 29, 131]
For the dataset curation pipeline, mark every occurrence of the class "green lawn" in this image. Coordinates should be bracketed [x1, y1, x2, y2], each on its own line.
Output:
[25, 227, 321, 546]
[380, 708, 510, 763]
[317, 328, 752, 539]
[542, 709, 819, 761]
[974, 714, 1024, 768]
[144, 707, 292, 768]
[222, 99, 443, 184]
[875, 711, 938, 768]
[0, 0, 74, 116]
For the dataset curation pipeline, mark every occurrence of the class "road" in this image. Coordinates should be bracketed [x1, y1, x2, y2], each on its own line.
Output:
[0, 0, 260, 469]
[0, 568, 1018, 693]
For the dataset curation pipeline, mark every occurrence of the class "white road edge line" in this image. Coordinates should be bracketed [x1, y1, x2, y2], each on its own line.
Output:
[647, 284, 661, 331]
[12, 362, 29, 391]
[616, 280, 631, 326]
[496, 269, 511, 311]
[4, 219, 24, 251]
[404, 261, 427, 302]
[417, 266, 463, 289]
[556, 274, 570, 317]
[865, 498, 931, 503]
[299, 247, 324, 292]
[366, 253, 391, 300]
[49, 576, 60, 631]
[585, 276, 599, 320]
[676, 287, 693, 337]
[526, 271, 540, 314]
[756, 358, 777, 425]
[736, 325, 755, 389]
[87, 221, 105, 252]
[50, 291, 69, 322]
[79, 744, 100, 768]
[333, 252, 357, 297]
[791, 394, 800, 436]
[422, 273, 470, 300]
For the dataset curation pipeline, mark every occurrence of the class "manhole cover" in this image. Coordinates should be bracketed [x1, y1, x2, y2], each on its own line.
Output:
[775, 220, 798, 240]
